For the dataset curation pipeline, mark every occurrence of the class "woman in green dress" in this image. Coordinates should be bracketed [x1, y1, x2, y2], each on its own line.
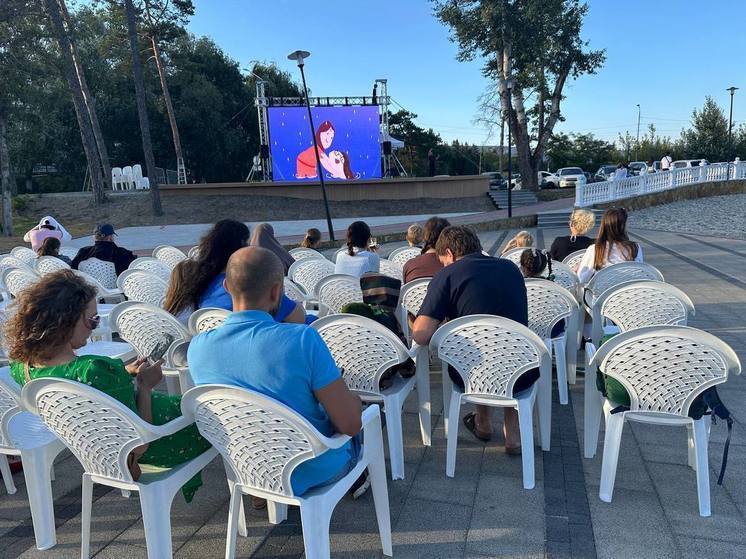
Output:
[4, 270, 211, 501]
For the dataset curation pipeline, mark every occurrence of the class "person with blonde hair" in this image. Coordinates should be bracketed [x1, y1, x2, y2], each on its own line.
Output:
[549, 208, 596, 262]
[501, 230, 534, 255]
[406, 224, 423, 248]
[300, 227, 322, 249]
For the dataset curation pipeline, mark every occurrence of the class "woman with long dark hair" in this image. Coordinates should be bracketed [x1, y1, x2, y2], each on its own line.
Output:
[576, 208, 642, 283]
[402, 216, 450, 283]
[334, 221, 380, 278]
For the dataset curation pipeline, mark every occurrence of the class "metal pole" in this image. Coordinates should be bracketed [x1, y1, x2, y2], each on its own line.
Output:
[298, 64, 335, 242]
[507, 86, 512, 218]
[499, 117, 505, 173]
[728, 88, 736, 156]
[635, 104, 641, 161]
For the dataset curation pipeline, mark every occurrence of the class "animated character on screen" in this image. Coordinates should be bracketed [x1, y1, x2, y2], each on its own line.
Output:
[295, 121, 355, 180]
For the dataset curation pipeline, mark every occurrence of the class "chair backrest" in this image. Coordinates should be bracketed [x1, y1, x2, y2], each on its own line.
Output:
[388, 246, 421, 267]
[116, 269, 168, 307]
[589, 326, 741, 417]
[187, 246, 200, 259]
[398, 277, 431, 317]
[0, 254, 35, 273]
[108, 301, 190, 361]
[500, 247, 532, 266]
[430, 315, 550, 399]
[288, 257, 336, 297]
[585, 262, 664, 303]
[0, 368, 21, 449]
[11, 246, 38, 265]
[59, 247, 78, 260]
[549, 261, 580, 295]
[312, 314, 411, 395]
[378, 259, 403, 282]
[181, 385, 331, 498]
[562, 249, 587, 270]
[524, 278, 579, 340]
[128, 257, 172, 282]
[21, 378, 156, 483]
[1, 268, 40, 297]
[35, 256, 70, 275]
[597, 280, 695, 333]
[188, 307, 230, 335]
[288, 247, 324, 261]
[72, 269, 117, 302]
[79, 258, 118, 289]
[111, 167, 123, 178]
[332, 247, 348, 262]
[132, 163, 143, 179]
[152, 245, 187, 269]
[283, 277, 309, 304]
[316, 274, 363, 315]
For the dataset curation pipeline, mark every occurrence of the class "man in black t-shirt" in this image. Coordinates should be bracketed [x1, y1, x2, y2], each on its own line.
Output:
[71, 223, 137, 275]
[412, 226, 532, 452]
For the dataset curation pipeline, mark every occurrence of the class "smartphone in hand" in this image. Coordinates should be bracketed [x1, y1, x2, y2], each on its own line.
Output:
[147, 333, 174, 364]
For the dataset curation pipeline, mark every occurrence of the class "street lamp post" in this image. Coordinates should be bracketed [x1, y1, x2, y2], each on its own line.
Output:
[727, 86, 739, 159]
[635, 104, 641, 161]
[287, 50, 335, 242]
[500, 78, 515, 218]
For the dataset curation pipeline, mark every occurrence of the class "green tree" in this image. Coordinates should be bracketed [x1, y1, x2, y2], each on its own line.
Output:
[680, 96, 729, 162]
[388, 109, 441, 176]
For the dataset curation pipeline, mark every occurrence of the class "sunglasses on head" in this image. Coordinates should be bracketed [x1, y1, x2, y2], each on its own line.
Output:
[86, 314, 100, 330]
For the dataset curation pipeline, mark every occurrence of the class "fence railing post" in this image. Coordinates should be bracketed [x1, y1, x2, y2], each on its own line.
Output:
[699, 160, 707, 183]
[575, 181, 585, 207]
[639, 172, 647, 196]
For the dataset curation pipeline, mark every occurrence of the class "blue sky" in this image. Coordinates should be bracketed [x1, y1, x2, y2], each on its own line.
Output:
[188, 0, 745, 145]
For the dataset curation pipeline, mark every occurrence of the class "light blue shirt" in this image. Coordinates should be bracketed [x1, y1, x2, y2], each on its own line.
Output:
[187, 310, 354, 495]
[199, 273, 296, 322]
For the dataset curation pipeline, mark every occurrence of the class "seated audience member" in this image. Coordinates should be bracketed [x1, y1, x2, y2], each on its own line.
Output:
[576, 208, 642, 284]
[37, 237, 71, 265]
[71, 223, 136, 275]
[188, 247, 363, 496]
[549, 208, 596, 262]
[501, 230, 534, 255]
[402, 216, 450, 284]
[164, 219, 305, 324]
[335, 221, 380, 278]
[406, 224, 424, 248]
[301, 227, 322, 249]
[6, 270, 210, 501]
[412, 226, 535, 453]
[250, 222, 294, 274]
[24, 216, 71, 251]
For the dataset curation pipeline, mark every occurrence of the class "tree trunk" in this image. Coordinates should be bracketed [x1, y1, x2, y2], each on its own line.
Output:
[0, 112, 13, 236]
[43, 0, 106, 204]
[124, 0, 162, 215]
[150, 34, 185, 183]
[58, 0, 112, 189]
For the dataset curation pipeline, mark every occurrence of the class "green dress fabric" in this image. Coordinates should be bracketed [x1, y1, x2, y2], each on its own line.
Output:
[11, 355, 211, 502]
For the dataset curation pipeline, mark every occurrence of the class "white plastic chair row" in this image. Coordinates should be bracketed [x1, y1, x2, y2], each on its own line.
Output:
[128, 257, 172, 282]
[562, 249, 587, 270]
[153, 245, 187, 270]
[117, 269, 168, 308]
[288, 247, 325, 261]
[315, 274, 363, 316]
[289, 257, 336, 298]
[112, 164, 150, 191]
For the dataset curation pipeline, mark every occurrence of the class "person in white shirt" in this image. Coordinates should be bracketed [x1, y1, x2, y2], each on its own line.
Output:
[576, 208, 643, 284]
[660, 152, 673, 171]
[612, 163, 628, 181]
[334, 221, 380, 278]
[23, 215, 72, 251]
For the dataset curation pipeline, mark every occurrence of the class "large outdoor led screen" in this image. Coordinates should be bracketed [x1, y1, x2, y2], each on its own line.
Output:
[268, 105, 382, 181]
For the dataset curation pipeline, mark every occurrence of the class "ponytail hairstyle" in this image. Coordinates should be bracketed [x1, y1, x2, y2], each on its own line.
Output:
[301, 227, 322, 249]
[520, 248, 554, 280]
[346, 221, 371, 256]
[593, 208, 638, 270]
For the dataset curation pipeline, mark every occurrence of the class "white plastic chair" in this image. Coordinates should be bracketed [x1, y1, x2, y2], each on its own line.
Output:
[525, 278, 580, 406]
[117, 269, 168, 308]
[73, 269, 124, 304]
[500, 247, 533, 266]
[1, 267, 40, 298]
[132, 163, 143, 182]
[122, 165, 134, 190]
[283, 277, 311, 308]
[378, 259, 403, 282]
[128, 257, 172, 282]
[181, 386, 392, 559]
[396, 278, 431, 345]
[331, 247, 348, 263]
[562, 249, 587, 270]
[315, 274, 363, 316]
[588, 326, 740, 517]
[79, 257, 118, 290]
[0, 368, 66, 550]
[550, 261, 581, 298]
[11, 246, 38, 266]
[388, 246, 421, 267]
[136, 177, 150, 190]
[152, 245, 187, 270]
[187, 246, 200, 259]
[59, 247, 78, 260]
[35, 256, 71, 275]
[583, 281, 696, 459]
[288, 257, 336, 298]
[431, 315, 551, 488]
[312, 314, 424, 480]
[188, 307, 230, 335]
[111, 167, 123, 191]
[584, 261, 663, 314]
[20, 377, 219, 557]
[289, 247, 325, 261]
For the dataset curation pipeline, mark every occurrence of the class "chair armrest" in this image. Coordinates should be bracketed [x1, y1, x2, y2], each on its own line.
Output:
[319, 404, 381, 450]
[142, 415, 194, 442]
[408, 341, 424, 360]
[585, 342, 597, 368]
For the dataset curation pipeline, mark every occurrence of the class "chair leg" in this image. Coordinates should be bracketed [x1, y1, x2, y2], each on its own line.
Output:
[445, 394, 461, 478]
[583, 363, 603, 459]
[224, 463, 247, 537]
[20, 446, 58, 550]
[517, 397, 536, 490]
[687, 424, 696, 470]
[553, 337, 569, 405]
[299, 501, 331, 559]
[367, 423, 393, 557]
[567, 311, 580, 385]
[599, 404, 625, 503]
[538, 361, 552, 451]
[224, 487, 242, 559]
[267, 501, 288, 525]
[442, 360, 452, 439]
[415, 349, 432, 447]
[383, 394, 405, 481]
[139, 487, 174, 558]
[692, 419, 711, 517]
[80, 475, 94, 559]
[0, 454, 16, 495]
[164, 376, 179, 396]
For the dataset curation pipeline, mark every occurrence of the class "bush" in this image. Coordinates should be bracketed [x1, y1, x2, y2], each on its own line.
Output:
[12, 195, 31, 213]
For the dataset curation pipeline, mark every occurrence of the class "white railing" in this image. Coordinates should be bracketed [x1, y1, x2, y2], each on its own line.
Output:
[575, 160, 746, 207]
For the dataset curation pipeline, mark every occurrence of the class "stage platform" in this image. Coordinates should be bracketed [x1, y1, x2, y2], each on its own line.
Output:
[160, 174, 489, 201]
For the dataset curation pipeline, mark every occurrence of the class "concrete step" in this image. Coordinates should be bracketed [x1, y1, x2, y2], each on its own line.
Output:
[537, 208, 605, 228]
[488, 190, 538, 209]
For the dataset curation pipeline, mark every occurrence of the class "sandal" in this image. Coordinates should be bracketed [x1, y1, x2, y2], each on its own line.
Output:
[462, 412, 492, 442]
[251, 496, 267, 510]
[505, 445, 522, 456]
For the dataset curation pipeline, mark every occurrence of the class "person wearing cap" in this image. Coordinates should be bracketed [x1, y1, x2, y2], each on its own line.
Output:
[71, 224, 137, 275]
[23, 215, 72, 251]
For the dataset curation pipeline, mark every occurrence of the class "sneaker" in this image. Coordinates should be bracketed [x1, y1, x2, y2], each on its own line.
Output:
[349, 471, 371, 500]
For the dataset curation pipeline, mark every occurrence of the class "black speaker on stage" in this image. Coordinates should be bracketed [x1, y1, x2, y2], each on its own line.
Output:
[382, 141, 392, 155]
[260, 144, 270, 159]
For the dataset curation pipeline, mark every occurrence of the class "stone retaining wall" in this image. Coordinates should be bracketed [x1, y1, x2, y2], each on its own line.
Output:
[594, 178, 746, 211]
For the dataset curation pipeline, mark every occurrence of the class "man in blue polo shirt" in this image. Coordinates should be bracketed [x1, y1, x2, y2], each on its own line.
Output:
[188, 246, 363, 496]
[412, 225, 534, 454]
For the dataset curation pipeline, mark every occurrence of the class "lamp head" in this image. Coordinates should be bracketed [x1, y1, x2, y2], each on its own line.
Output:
[727, 86, 739, 94]
[287, 50, 311, 67]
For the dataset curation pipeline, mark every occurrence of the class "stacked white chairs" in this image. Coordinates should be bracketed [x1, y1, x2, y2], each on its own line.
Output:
[20, 377, 219, 557]
[379, 259, 403, 282]
[388, 246, 421, 267]
[288, 257, 335, 298]
[525, 279, 580, 405]
[181, 386, 392, 558]
[59, 247, 78, 260]
[312, 314, 424, 480]
[188, 307, 230, 335]
[153, 245, 187, 270]
[128, 257, 172, 282]
[111, 167, 124, 190]
[132, 164, 150, 190]
[0, 369, 66, 551]
[432, 315, 551, 487]
[583, 281, 695, 459]
[283, 277, 311, 308]
[396, 278, 431, 344]
[11, 246, 38, 266]
[1, 267, 40, 298]
[315, 274, 363, 316]
[122, 165, 134, 189]
[116, 269, 168, 308]
[588, 326, 740, 517]
[289, 247, 325, 261]
[563, 249, 587, 270]
[79, 257, 117, 289]
[35, 256, 70, 275]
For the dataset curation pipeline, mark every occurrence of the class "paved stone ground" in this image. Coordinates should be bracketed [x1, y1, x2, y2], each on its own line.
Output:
[1, 225, 745, 558]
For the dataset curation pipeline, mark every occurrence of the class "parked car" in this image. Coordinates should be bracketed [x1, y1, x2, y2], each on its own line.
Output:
[672, 159, 710, 168]
[595, 165, 616, 181]
[508, 173, 522, 190]
[538, 170, 559, 188]
[628, 161, 648, 176]
[482, 171, 507, 190]
[557, 167, 587, 189]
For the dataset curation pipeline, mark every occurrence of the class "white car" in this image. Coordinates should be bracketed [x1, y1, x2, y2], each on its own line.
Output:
[557, 167, 587, 189]
[672, 159, 709, 168]
[538, 171, 559, 188]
